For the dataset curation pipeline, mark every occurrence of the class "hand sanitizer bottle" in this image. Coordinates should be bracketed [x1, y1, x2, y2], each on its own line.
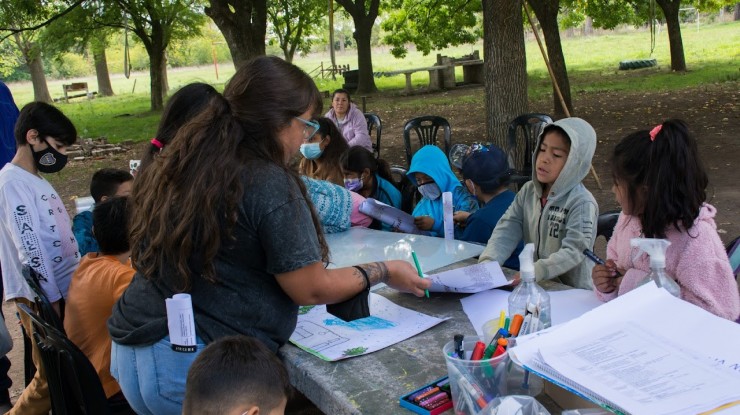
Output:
[631, 238, 680, 298]
[508, 243, 551, 332]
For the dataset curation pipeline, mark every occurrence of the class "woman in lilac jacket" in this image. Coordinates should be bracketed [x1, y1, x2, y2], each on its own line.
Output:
[324, 89, 373, 151]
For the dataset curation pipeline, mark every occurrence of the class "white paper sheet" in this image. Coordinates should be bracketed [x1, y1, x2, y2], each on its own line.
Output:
[461, 288, 604, 338]
[324, 227, 484, 271]
[427, 261, 510, 293]
[511, 284, 740, 415]
[165, 293, 197, 352]
[289, 293, 447, 361]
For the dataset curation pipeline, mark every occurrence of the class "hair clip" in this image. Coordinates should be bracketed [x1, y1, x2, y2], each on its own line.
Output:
[649, 125, 662, 142]
[151, 137, 164, 149]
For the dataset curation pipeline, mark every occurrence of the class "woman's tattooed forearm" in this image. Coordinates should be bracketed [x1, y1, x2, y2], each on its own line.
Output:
[359, 262, 390, 286]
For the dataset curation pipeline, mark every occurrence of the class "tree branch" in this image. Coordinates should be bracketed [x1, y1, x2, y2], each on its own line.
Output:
[0, 0, 86, 42]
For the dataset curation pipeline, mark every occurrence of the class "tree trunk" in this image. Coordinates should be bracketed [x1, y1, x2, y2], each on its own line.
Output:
[656, 0, 686, 72]
[205, 0, 267, 69]
[734, 3, 740, 20]
[483, 0, 528, 148]
[353, 20, 377, 93]
[143, 39, 166, 111]
[28, 55, 52, 104]
[529, 0, 573, 118]
[92, 43, 114, 97]
[335, 0, 379, 94]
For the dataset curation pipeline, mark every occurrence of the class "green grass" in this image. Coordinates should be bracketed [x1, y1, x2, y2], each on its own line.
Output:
[5, 20, 738, 143]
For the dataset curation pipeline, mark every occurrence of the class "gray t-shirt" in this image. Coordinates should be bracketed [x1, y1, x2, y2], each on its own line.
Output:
[108, 161, 321, 352]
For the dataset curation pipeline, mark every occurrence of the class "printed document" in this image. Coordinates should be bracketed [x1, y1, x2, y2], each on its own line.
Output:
[427, 261, 510, 293]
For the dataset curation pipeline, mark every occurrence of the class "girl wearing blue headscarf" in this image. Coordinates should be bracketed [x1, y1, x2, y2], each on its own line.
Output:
[407, 145, 478, 238]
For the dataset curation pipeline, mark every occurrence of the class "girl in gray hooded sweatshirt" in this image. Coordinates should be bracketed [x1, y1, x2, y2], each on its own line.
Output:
[479, 117, 598, 289]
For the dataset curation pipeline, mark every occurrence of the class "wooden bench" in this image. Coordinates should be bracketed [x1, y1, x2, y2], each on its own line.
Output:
[61, 82, 97, 102]
[384, 65, 450, 93]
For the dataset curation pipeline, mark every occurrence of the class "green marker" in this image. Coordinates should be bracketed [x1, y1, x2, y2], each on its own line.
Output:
[411, 251, 429, 298]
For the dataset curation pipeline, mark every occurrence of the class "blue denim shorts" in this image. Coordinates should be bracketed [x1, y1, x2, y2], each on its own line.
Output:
[111, 336, 204, 415]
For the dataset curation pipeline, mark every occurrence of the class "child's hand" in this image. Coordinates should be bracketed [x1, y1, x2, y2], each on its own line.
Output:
[414, 215, 434, 231]
[453, 211, 470, 227]
[592, 259, 623, 294]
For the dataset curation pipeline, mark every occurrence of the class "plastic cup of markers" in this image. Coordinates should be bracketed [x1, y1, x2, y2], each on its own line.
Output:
[443, 335, 508, 415]
[481, 318, 501, 345]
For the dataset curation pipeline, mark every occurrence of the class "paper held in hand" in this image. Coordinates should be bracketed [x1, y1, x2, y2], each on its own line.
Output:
[509, 284, 740, 415]
[426, 261, 511, 293]
[359, 198, 429, 235]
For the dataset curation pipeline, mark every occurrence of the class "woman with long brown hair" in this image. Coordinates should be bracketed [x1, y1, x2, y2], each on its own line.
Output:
[298, 116, 348, 186]
[107, 56, 430, 415]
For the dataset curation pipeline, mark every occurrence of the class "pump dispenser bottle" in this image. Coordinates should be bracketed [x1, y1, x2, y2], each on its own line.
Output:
[631, 238, 680, 298]
[508, 243, 551, 332]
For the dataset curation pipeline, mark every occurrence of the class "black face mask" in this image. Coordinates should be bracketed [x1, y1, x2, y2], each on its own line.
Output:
[32, 138, 68, 174]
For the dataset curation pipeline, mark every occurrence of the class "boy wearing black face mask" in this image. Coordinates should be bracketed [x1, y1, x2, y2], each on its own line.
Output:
[0, 102, 79, 414]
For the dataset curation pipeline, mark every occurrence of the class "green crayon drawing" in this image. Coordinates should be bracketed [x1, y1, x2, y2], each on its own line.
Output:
[298, 305, 315, 315]
[343, 346, 367, 356]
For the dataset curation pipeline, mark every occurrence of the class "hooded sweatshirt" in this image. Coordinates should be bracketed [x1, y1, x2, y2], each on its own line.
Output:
[0, 81, 19, 166]
[480, 117, 598, 288]
[595, 205, 739, 321]
[325, 102, 373, 151]
[407, 145, 478, 237]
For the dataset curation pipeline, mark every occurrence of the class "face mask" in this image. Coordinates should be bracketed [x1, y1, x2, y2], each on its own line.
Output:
[344, 177, 363, 192]
[32, 139, 68, 174]
[300, 142, 323, 160]
[418, 183, 441, 200]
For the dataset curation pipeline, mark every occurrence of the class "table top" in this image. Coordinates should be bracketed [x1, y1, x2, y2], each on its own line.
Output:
[279, 259, 569, 414]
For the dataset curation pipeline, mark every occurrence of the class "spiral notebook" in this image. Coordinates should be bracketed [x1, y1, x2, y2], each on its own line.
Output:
[509, 284, 740, 415]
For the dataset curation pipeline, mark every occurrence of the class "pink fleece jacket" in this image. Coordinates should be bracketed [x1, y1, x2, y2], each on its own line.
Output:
[595, 204, 740, 321]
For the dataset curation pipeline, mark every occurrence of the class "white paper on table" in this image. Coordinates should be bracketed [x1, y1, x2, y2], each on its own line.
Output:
[165, 293, 197, 352]
[289, 293, 448, 361]
[359, 198, 428, 235]
[427, 261, 510, 293]
[510, 284, 740, 415]
[461, 288, 604, 338]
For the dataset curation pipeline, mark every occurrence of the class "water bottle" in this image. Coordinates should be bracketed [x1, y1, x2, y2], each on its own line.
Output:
[508, 243, 551, 333]
[632, 238, 680, 298]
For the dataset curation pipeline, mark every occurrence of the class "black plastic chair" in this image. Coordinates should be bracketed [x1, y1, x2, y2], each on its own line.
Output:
[597, 209, 621, 242]
[364, 113, 382, 159]
[22, 266, 65, 334]
[390, 165, 418, 214]
[506, 113, 553, 189]
[403, 116, 452, 168]
[17, 303, 126, 415]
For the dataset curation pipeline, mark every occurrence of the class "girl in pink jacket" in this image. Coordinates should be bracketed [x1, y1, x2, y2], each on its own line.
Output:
[593, 119, 739, 321]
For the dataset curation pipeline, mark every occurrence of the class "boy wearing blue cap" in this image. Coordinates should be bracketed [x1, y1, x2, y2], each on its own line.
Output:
[453, 144, 522, 269]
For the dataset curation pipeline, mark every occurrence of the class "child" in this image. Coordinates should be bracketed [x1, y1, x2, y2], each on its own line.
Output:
[340, 146, 402, 230]
[592, 119, 739, 321]
[479, 118, 598, 289]
[139, 82, 219, 174]
[454, 144, 522, 269]
[302, 176, 372, 233]
[324, 89, 372, 151]
[73, 168, 133, 256]
[0, 102, 79, 415]
[64, 196, 134, 406]
[407, 145, 478, 238]
[299, 117, 349, 186]
[183, 335, 291, 415]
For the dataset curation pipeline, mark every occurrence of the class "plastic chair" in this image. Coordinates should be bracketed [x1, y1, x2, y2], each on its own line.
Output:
[22, 266, 65, 334]
[403, 116, 452, 168]
[390, 165, 418, 214]
[726, 235, 739, 279]
[364, 113, 382, 159]
[597, 209, 621, 242]
[17, 303, 130, 415]
[506, 113, 553, 189]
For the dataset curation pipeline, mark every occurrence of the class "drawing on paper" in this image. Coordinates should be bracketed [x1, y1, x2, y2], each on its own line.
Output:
[291, 321, 349, 352]
[324, 316, 397, 330]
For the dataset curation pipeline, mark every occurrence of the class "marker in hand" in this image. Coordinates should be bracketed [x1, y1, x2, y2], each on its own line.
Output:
[411, 251, 430, 298]
[583, 249, 622, 276]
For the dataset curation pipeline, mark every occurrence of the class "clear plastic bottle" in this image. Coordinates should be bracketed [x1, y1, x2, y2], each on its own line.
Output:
[508, 243, 551, 332]
[631, 238, 681, 298]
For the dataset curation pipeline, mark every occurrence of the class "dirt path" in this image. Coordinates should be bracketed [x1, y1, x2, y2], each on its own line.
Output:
[4, 81, 737, 403]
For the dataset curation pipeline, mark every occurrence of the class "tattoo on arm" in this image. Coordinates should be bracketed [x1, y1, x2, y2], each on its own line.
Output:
[359, 262, 389, 286]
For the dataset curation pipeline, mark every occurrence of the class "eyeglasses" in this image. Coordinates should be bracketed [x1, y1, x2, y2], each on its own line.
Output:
[295, 117, 320, 141]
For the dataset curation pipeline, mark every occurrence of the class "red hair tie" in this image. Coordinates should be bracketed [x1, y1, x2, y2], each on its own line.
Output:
[150, 138, 164, 149]
[649, 125, 662, 142]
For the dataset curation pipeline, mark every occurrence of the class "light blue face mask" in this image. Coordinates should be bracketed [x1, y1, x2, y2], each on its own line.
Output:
[300, 142, 323, 160]
[418, 183, 441, 200]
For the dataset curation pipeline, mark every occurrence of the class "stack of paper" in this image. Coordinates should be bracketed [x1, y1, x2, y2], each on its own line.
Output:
[510, 284, 740, 415]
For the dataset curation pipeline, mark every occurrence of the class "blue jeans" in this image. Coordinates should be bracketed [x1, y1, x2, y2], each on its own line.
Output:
[111, 336, 204, 415]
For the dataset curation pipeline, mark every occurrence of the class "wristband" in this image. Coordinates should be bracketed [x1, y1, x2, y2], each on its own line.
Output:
[353, 265, 371, 291]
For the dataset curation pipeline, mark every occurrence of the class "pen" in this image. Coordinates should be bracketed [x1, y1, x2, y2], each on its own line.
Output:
[497, 310, 506, 329]
[583, 249, 622, 276]
[411, 251, 429, 298]
[454, 334, 465, 359]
